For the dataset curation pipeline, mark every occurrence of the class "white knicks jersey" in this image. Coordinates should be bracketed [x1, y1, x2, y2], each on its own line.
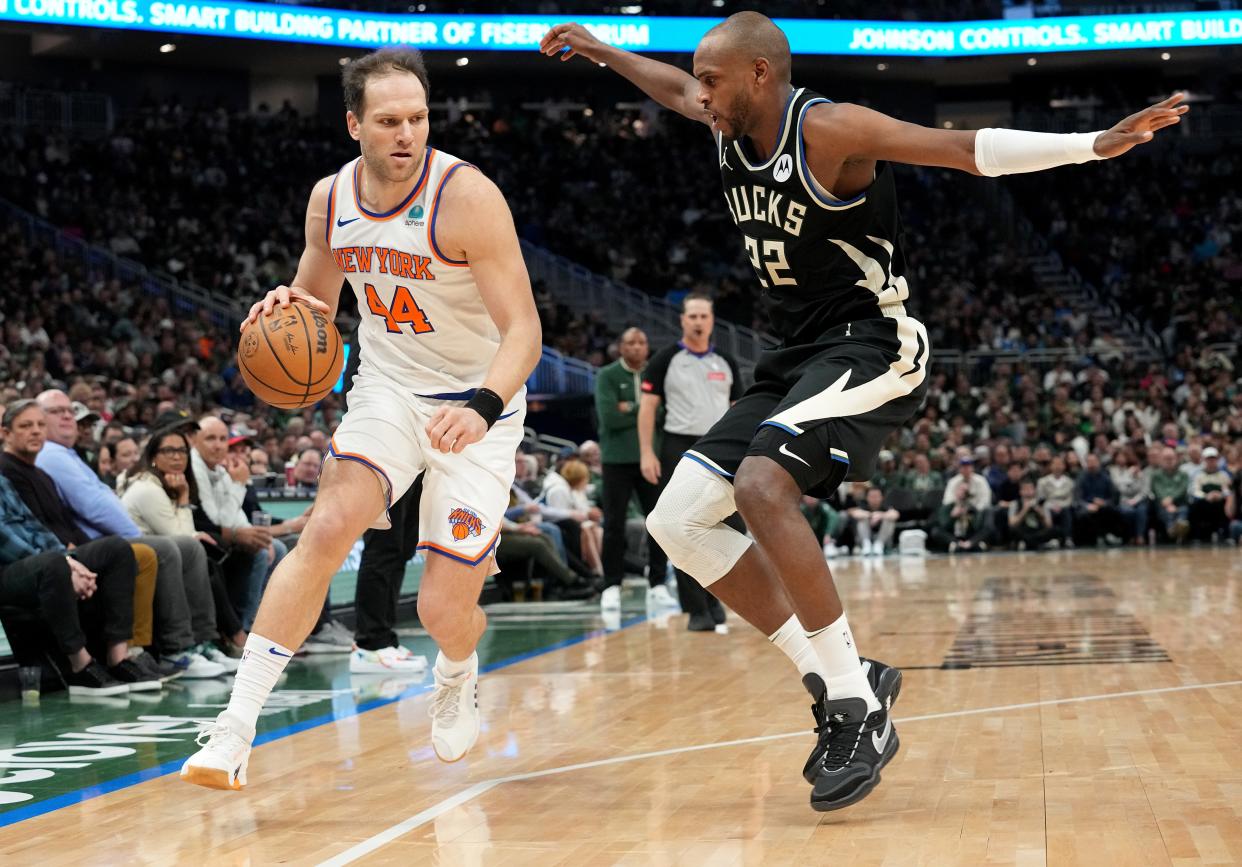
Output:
[327, 148, 520, 402]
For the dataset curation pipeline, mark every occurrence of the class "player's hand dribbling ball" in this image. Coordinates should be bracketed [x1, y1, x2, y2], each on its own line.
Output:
[237, 287, 343, 409]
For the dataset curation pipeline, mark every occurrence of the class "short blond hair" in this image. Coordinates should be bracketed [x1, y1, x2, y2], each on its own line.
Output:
[559, 458, 590, 488]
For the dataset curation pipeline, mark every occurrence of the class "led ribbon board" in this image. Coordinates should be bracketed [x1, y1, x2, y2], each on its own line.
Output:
[0, 3, 1239, 55]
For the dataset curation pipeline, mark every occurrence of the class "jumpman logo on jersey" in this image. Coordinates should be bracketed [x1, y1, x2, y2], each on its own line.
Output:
[719, 147, 731, 170]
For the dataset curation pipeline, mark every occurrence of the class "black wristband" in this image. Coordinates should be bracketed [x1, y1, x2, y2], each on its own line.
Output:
[465, 387, 504, 430]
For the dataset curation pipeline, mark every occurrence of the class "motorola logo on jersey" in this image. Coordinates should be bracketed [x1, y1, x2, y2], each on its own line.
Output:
[724, 185, 807, 237]
[773, 154, 793, 183]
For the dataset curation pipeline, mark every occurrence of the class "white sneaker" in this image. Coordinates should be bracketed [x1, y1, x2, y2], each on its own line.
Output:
[300, 623, 352, 654]
[600, 585, 621, 610]
[646, 584, 678, 610]
[170, 651, 226, 679]
[180, 719, 252, 790]
[429, 653, 480, 763]
[322, 620, 356, 646]
[823, 543, 840, 559]
[857, 541, 872, 557]
[351, 646, 429, 674]
[198, 643, 239, 673]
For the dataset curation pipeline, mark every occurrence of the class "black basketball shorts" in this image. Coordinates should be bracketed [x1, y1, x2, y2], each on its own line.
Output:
[683, 316, 930, 497]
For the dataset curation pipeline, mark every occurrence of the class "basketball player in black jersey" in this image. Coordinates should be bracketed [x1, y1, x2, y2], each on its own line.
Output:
[542, 13, 1185, 812]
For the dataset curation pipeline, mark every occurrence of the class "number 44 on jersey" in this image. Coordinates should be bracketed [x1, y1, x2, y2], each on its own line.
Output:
[365, 283, 436, 335]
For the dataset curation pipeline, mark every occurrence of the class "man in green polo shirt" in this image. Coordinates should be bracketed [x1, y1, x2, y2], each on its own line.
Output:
[594, 328, 667, 611]
[1149, 446, 1191, 542]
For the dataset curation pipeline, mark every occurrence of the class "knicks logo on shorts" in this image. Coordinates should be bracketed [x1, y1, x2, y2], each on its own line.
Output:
[448, 507, 484, 541]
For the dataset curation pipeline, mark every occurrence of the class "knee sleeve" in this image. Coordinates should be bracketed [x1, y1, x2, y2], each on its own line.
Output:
[645, 459, 752, 587]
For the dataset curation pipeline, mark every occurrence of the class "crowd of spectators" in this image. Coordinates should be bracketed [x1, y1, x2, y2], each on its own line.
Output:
[1, 84, 1240, 690]
[0, 246, 1239, 696]
[2, 95, 1202, 367]
[1013, 144, 1241, 359]
[803, 358, 1242, 555]
[0, 391, 351, 694]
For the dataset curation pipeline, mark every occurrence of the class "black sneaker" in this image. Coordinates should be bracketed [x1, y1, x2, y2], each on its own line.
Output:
[686, 612, 716, 631]
[130, 650, 171, 682]
[108, 658, 163, 692]
[66, 661, 130, 696]
[806, 662, 902, 812]
[801, 658, 902, 784]
[151, 656, 185, 682]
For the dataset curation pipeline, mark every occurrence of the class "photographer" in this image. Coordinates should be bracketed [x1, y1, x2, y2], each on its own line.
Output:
[1008, 479, 1058, 550]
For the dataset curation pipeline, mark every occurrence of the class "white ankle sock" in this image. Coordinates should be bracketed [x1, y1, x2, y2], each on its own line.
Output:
[806, 613, 879, 714]
[768, 615, 822, 680]
[220, 633, 295, 740]
[435, 650, 476, 679]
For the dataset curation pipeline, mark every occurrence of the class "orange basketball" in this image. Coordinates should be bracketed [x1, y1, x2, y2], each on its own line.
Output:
[452, 523, 470, 540]
[236, 302, 343, 409]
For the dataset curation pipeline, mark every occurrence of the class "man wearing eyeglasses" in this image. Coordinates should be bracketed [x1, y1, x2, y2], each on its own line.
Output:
[29, 389, 218, 681]
[0, 399, 157, 691]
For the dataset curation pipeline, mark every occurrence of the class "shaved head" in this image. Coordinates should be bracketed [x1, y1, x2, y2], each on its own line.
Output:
[703, 12, 791, 83]
[693, 12, 792, 140]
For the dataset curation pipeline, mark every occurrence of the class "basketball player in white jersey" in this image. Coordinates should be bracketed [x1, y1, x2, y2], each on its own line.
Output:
[181, 47, 542, 789]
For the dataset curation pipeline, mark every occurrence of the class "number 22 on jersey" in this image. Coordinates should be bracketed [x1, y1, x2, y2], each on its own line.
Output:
[365, 283, 435, 335]
[743, 236, 796, 288]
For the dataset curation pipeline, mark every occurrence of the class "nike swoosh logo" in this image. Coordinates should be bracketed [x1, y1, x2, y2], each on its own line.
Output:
[268, 647, 292, 657]
[778, 442, 810, 467]
[872, 699, 892, 752]
[336, 216, 360, 227]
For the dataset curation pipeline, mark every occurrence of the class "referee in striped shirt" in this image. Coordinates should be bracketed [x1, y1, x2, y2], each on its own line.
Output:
[638, 293, 743, 631]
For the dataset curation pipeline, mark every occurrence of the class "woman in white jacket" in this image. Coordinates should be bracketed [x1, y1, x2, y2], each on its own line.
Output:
[119, 429, 243, 667]
[542, 458, 603, 576]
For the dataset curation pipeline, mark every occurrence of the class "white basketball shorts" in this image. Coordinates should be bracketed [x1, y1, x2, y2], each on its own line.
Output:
[327, 374, 525, 569]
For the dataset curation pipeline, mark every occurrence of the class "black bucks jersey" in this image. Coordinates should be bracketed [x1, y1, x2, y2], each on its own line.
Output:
[719, 87, 911, 348]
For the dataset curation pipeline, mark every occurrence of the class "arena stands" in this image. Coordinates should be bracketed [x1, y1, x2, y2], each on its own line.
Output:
[1, 96, 1196, 366]
[0, 82, 1237, 634]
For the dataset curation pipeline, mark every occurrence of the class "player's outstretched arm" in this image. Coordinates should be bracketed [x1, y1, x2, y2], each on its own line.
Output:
[816, 92, 1188, 177]
[240, 175, 345, 332]
[425, 168, 542, 454]
[539, 23, 706, 125]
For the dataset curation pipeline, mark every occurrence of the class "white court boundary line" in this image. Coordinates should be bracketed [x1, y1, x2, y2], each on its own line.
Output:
[317, 678, 1242, 866]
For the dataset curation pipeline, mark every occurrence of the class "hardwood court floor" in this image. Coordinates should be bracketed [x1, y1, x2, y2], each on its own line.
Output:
[2, 548, 1240, 866]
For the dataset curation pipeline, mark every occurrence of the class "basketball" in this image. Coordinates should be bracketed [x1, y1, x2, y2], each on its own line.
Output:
[236, 302, 343, 409]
